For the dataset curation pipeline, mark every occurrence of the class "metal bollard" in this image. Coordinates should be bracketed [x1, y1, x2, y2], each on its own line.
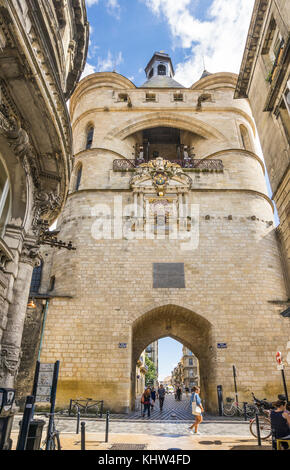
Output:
[16, 395, 34, 450]
[255, 413, 262, 446]
[243, 402, 247, 421]
[76, 406, 80, 434]
[81, 422, 86, 450]
[105, 411, 110, 443]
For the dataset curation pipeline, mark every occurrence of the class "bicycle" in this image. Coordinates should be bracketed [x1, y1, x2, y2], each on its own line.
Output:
[249, 393, 273, 440]
[223, 397, 257, 418]
[40, 411, 64, 450]
[69, 397, 104, 417]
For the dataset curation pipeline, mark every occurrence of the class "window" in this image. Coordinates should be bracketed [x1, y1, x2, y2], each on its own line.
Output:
[49, 275, 55, 291]
[189, 358, 193, 366]
[278, 81, 290, 143]
[157, 64, 166, 75]
[148, 68, 154, 78]
[86, 126, 94, 149]
[30, 261, 43, 295]
[75, 164, 82, 191]
[262, 18, 284, 83]
[146, 93, 156, 102]
[0, 158, 11, 237]
[118, 93, 128, 102]
[239, 124, 253, 152]
[173, 93, 183, 102]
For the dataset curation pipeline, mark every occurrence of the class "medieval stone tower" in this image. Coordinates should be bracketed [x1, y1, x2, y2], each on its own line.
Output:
[34, 52, 289, 413]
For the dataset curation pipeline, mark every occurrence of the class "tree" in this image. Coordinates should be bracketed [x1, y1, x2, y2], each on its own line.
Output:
[145, 355, 157, 386]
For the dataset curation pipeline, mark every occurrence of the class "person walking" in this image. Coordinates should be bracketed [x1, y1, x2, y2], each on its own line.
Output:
[151, 387, 156, 410]
[158, 384, 166, 411]
[176, 386, 182, 401]
[189, 386, 204, 435]
[141, 388, 152, 418]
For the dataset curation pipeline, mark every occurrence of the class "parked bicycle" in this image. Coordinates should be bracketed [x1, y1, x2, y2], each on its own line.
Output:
[40, 411, 65, 450]
[68, 397, 104, 417]
[223, 397, 257, 418]
[249, 393, 273, 440]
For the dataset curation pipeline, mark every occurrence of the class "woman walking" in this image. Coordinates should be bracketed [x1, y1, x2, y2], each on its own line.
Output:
[141, 388, 152, 418]
[189, 386, 204, 435]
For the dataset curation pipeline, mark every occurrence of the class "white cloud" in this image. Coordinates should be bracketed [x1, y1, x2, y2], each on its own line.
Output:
[142, 0, 255, 86]
[80, 62, 97, 79]
[86, 0, 121, 19]
[97, 50, 123, 72]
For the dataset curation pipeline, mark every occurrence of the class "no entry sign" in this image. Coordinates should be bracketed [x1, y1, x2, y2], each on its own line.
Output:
[276, 351, 282, 365]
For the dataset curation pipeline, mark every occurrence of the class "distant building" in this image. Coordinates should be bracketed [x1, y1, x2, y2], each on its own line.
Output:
[181, 347, 199, 390]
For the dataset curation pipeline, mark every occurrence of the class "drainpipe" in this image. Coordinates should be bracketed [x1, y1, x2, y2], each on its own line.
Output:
[37, 299, 49, 361]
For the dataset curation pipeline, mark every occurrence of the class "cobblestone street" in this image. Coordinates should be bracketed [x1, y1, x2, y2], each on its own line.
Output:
[12, 394, 254, 437]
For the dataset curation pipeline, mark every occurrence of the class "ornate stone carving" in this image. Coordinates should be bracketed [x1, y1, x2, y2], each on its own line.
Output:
[32, 191, 61, 234]
[0, 344, 22, 379]
[130, 157, 192, 196]
[20, 242, 41, 267]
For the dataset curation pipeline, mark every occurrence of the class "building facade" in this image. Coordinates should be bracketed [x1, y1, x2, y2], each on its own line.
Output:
[181, 346, 199, 390]
[30, 51, 289, 413]
[235, 0, 290, 299]
[0, 0, 88, 390]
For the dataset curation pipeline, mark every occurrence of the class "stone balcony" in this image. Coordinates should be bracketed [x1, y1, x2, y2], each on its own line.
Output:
[113, 158, 224, 172]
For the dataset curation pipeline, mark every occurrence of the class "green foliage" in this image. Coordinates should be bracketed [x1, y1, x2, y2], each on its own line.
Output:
[145, 355, 157, 386]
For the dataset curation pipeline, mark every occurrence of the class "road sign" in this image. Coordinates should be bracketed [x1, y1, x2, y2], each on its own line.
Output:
[276, 351, 282, 365]
[35, 363, 55, 403]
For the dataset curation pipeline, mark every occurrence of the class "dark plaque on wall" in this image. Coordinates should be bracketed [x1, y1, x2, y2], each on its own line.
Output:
[153, 263, 185, 288]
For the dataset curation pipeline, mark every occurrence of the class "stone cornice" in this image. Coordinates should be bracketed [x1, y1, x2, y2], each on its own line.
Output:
[71, 106, 257, 136]
[67, 187, 274, 213]
[234, 0, 269, 99]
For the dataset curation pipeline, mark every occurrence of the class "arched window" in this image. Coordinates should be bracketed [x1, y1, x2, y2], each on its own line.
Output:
[75, 164, 82, 191]
[0, 157, 11, 237]
[157, 64, 166, 76]
[86, 125, 94, 150]
[240, 124, 253, 152]
[49, 275, 55, 291]
[30, 261, 43, 295]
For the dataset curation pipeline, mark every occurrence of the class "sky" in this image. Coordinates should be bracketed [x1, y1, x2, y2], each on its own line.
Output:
[83, 0, 256, 86]
[81, 0, 278, 377]
[158, 338, 183, 381]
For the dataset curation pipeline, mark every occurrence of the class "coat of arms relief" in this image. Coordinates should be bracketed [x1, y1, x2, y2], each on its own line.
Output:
[129, 157, 193, 236]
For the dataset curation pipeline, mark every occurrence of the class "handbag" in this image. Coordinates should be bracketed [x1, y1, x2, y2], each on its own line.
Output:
[192, 393, 201, 416]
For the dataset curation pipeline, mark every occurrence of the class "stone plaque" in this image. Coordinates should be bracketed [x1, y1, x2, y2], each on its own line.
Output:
[153, 263, 185, 288]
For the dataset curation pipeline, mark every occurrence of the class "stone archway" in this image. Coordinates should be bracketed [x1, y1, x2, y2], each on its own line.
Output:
[130, 304, 217, 412]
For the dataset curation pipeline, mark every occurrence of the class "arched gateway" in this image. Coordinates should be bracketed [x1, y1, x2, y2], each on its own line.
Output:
[17, 52, 289, 414]
[131, 304, 214, 411]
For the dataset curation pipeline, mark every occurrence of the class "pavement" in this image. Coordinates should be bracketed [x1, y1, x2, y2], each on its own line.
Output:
[9, 395, 273, 451]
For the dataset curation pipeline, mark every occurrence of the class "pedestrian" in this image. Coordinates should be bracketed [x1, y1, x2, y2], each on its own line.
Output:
[176, 386, 182, 401]
[189, 386, 204, 435]
[270, 399, 290, 449]
[141, 388, 152, 418]
[158, 384, 166, 411]
[151, 387, 156, 409]
[185, 387, 189, 397]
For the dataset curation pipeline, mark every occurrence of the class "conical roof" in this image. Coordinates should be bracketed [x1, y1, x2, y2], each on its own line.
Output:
[140, 75, 184, 89]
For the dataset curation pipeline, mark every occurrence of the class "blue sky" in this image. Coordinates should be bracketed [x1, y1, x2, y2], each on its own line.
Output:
[84, 0, 256, 86]
[158, 338, 183, 381]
